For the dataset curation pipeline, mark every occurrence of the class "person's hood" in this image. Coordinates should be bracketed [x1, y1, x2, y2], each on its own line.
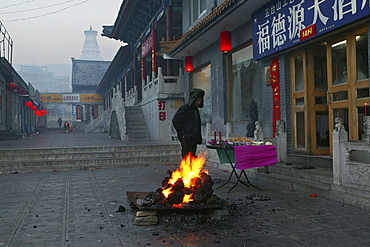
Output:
[188, 88, 205, 107]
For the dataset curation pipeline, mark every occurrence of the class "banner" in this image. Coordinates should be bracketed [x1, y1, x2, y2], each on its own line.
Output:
[80, 94, 103, 103]
[76, 105, 81, 120]
[40, 94, 63, 103]
[270, 57, 280, 137]
[141, 30, 154, 57]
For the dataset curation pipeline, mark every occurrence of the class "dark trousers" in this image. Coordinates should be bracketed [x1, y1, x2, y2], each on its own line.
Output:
[180, 136, 198, 158]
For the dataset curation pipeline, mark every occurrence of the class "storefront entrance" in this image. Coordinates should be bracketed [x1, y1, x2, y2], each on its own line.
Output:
[290, 27, 369, 155]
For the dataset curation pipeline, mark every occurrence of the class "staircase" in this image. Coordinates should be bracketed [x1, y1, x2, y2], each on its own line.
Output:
[0, 144, 182, 174]
[256, 157, 333, 198]
[125, 106, 151, 141]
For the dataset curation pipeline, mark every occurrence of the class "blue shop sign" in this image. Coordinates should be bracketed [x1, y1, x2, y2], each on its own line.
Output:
[252, 0, 370, 60]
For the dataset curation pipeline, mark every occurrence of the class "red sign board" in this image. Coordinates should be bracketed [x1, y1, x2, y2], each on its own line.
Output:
[300, 24, 316, 41]
[142, 31, 154, 57]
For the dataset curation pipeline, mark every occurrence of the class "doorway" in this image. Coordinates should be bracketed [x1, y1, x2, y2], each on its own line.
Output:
[290, 27, 369, 155]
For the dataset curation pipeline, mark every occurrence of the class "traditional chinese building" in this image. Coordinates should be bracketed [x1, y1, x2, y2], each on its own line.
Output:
[71, 26, 110, 123]
[97, 0, 369, 207]
[0, 21, 43, 138]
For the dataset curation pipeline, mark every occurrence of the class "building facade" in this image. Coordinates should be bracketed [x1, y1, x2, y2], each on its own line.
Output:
[95, 0, 370, 208]
[0, 22, 44, 139]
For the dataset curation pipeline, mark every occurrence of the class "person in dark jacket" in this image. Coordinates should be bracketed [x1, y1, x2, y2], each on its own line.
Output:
[172, 88, 205, 158]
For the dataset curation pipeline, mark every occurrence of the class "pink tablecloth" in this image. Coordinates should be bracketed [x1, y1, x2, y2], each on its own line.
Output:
[234, 145, 278, 170]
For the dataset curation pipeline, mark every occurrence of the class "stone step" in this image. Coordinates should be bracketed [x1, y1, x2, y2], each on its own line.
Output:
[1, 155, 182, 174]
[125, 113, 143, 118]
[256, 172, 332, 198]
[125, 124, 149, 129]
[124, 106, 150, 141]
[126, 132, 150, 137]
[261, 163, 333, 184]
[1, 154, 182, 168]
[0, 144, 182, 174]
[0, 144, 180, 156]
[287, 154, 333, 169]
[0, 149, 181, 162]
[126, 126, 148, 134]
[254, 162, 333, 198]
[2, 161, 180, 174]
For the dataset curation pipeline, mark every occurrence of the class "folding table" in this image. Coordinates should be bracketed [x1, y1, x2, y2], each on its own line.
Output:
[207, 144, 278, 193]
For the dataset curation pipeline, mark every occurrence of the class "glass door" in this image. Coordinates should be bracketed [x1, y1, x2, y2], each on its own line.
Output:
[308, 44, 330, 154]
[291, 45, 330, 155]
[327, 28, 369, 145]
[291, 51, 309, 154]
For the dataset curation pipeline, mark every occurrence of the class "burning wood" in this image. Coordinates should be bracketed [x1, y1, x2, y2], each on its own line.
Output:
[158, 153, 214, 207]
[128, 153, 229, 210]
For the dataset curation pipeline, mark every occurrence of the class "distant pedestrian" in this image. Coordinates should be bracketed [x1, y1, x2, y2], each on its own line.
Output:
[57, 117, 63, 128]
[64, 121, 71, 133]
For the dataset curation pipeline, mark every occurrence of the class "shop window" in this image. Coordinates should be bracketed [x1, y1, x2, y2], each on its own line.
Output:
[296, 112, 305, 148]
[333, 91, 348, 101]
[296, 97, 304, 106]
[228, 45, 262, 123]
[192, 64, 211, 124]
[331, 40, 347, 85]
[356, 33, 369, 81]
[316, 111, 329, 148]
[358, 106, 368, 140]
[191, 0, 207, 23]
[294, 55, 304, 92]
[357, 88, 370, 99]
[315, 96, 327, 105]
[313, 45, 327, 90]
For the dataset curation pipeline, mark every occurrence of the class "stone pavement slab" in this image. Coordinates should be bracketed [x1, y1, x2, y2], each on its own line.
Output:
[1, 164, 369, 247]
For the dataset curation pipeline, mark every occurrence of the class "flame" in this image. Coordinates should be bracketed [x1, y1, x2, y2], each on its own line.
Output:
[162, 153, 207, 205]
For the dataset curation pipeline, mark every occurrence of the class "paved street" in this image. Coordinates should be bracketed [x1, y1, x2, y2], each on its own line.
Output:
[0, 132, 370, 246]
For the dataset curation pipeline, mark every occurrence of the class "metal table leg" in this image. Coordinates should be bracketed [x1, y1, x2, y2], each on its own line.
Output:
[216, 148, 260, 193]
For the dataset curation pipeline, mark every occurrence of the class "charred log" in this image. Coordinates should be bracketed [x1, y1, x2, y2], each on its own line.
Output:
[162, 177, 170, 187]
[167, 190, 184, 204]
[172, 179, 184, 191]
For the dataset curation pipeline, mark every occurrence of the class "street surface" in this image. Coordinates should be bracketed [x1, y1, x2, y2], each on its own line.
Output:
[0, 132, 369, 246]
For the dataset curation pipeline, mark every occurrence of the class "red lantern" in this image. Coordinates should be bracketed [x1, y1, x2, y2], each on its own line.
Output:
[34, 110, 43, 116]
[30, 105, 37, 110]
[25, 101, 33, 107]
[185, 55, 193, 72]
[6, 83, 17, 90]
[220, 30, 232, 53]
[40, 110, 48, 115]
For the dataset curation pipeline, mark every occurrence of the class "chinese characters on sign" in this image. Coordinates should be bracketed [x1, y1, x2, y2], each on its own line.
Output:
[158, 100, 166, 121]
[62, 94, 80, 103]
[76, 105, 81, 120]
[252, 0, 370, 60]
[142, 30, 156, 80]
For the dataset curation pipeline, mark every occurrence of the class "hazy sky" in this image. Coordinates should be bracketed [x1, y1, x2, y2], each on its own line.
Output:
[1, 0, 124, 65]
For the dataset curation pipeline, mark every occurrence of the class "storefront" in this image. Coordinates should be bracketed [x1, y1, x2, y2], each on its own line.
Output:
[252, 0, 370, 155]
[40, 93, 103, 127]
